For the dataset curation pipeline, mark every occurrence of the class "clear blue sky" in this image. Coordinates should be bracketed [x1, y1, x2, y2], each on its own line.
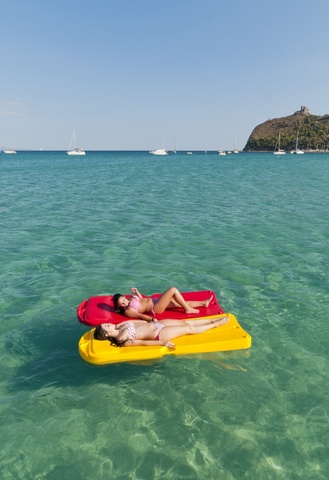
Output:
[1, 0, 329, 151]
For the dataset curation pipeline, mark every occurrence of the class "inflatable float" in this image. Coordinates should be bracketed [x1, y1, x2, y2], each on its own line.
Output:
[77, 290, 252, 365]
[77, 290, 225, 326]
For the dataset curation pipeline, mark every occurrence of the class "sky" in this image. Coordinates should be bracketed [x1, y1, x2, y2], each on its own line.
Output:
[1, 0, 329, 151]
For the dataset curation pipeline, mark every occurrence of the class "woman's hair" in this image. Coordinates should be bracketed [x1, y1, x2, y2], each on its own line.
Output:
[93, 324, 126, 348]
[112, 293, 124, 314]
[93, 324, 108, 341]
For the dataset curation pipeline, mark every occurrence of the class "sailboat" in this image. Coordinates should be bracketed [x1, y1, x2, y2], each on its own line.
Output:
[233, 137, 239, 153]
[2, 149, 17, 154]
[273, 132, 286, 155]
[149, 148, 168, 155]
[149, 140, 168, 155]
[291, 130, 304, 154]
[67, 129, 86, 156]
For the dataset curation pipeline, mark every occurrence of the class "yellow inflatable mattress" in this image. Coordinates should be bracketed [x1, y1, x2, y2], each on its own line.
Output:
[78, 314, 251, 365]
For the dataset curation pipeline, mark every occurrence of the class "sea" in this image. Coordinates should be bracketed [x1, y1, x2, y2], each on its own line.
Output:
[0, 150, 328, 480]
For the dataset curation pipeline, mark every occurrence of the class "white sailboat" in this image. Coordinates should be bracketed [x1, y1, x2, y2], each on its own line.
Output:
[149, 148, 168, 155]
[2, 149, 17, 154]
[291, 130, 304, 154]
[233, 137, 239, 153]
[218, 149, 226, 156]
[67, 129, 86, 156]
[149, 140, 168, 155]
[273, 132, 286, 155]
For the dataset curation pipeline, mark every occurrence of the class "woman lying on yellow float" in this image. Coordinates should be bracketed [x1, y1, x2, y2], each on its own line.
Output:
[93, 315, 229, 350]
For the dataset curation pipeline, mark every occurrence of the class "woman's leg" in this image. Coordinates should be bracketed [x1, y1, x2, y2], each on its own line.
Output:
[185, 315, 228, 326]
[185, 295, 213, 309]
[159, 316, 229, 343]
[154, 287, 212, 314]
[153, 287, 196, 314]
[159, 316, 229, 327]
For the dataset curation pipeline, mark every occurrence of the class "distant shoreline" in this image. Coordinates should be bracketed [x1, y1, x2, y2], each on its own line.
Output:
[2, 149, 329, 154]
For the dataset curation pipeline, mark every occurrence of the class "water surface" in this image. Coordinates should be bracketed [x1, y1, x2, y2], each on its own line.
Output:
[1, 151, 328, 479]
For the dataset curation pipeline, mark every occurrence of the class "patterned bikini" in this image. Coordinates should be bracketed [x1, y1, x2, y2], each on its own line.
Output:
[123, 319, 164, 341]
[152, 318, 164, 340]
[125, 296, 165, 342]
[124, 321, 137, 340]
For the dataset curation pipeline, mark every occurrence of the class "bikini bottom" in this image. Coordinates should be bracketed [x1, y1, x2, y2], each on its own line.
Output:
[151, 297, 159, 316]
[152, 318, 164, 340]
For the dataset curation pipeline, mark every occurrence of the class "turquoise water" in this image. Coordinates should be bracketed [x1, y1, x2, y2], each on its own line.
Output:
[1, 150, 328, 479]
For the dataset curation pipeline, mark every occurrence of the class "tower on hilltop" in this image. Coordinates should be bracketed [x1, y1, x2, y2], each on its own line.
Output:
[294, 106, 310, 115]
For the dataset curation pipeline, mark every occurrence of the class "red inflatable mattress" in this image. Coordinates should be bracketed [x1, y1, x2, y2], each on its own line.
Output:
[77, 290, 225, 327]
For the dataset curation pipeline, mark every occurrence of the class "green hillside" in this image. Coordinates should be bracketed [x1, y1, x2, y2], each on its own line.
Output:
[244, 107, 329, 152]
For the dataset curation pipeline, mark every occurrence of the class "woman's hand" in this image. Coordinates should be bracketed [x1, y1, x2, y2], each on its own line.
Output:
[163, 341, 175, 350]
[130, 287, 142, 297]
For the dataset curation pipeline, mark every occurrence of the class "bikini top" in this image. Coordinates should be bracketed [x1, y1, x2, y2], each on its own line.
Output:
[124, 321, 137, 340]
[129, 295, 140, 312]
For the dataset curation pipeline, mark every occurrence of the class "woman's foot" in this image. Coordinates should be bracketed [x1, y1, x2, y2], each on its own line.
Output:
[202, 295, 213, 308]
[185, 307, 199, 314]
[213, 315, 229, 326]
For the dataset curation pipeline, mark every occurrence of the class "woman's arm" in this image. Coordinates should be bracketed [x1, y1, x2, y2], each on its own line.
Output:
[131, 339, 175, 349]
[124, 307, 154, 322]
[130, 287, 143, 298]
[117, 319, 148, 327]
